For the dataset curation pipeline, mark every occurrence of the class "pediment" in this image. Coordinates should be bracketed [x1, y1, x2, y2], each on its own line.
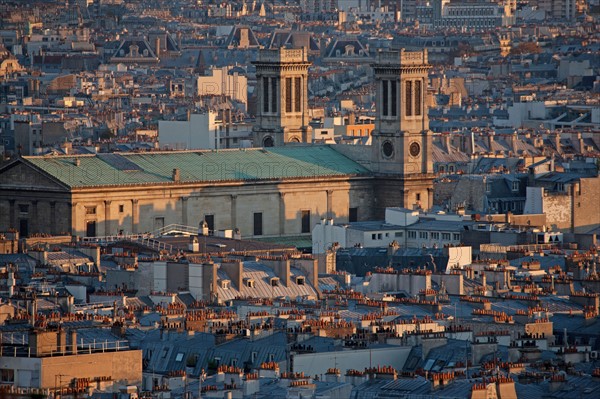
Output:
[0, 159, 69, 192]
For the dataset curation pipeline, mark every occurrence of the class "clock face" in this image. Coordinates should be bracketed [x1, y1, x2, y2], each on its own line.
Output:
[382, 141, 394, 158]
[409, 142, 421, 157]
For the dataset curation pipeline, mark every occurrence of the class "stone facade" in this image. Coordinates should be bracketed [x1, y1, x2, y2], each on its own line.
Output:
[252, 48, 311, 147]
[0, 49, 435, 238]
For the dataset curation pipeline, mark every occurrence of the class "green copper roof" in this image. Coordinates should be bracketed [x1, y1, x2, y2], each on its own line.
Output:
[24, 145, 369, 188]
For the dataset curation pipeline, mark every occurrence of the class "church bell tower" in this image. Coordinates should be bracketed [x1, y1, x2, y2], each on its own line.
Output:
[252, 48, 311, 147]
[371, 49, 435, 212]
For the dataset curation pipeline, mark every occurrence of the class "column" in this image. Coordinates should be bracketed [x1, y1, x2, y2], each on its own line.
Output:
[50, 201, 57, 235]
[427, 188, 434, 212]
[8, 199, 15, 229]
[104, 200, 112, 236]
[131, 199, 139, 234]
[181, 197, 188, 226]
[279, 192, 286, 235]
[31, 200, 38, 235]
[70, 202, 77, 236]
[402, 190, 410, 209]
[230, 195, 237, 229]
[326, 190, 333, 219]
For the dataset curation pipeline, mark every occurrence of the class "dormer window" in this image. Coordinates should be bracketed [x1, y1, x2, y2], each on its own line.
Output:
[270, 277, 279, 287]
[220, 279, 230, 289]
[296, 276, 305, 286]
[512, 181, 519, 191]
[244, 278, 255, 288]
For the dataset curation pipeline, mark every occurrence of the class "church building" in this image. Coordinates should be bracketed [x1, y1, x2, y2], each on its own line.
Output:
[0, 49, 435, 240]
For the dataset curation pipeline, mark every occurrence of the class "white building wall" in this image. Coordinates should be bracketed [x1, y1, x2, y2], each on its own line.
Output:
[524, 186, 544, 214]
[292, 346, 411, 376]
[153, 261, 167, 293]
[158, 113, 217, 150]
[312, 220, 347, 254]
[385, 208, 419, 226]
[189, 262, 204, 300]
[197, 67, 248, 108]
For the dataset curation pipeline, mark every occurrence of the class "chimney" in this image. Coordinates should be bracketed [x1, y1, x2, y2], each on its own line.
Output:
[444, 134, 451, 152]
[172, 168, 180, 182]
[511, 132, 518, 153]
[553, 132, 561, 153]
[155, 37, 161, 58]
[487, 132, 495, 152]
[221, 260, 244, 291]
[577, 133, 585, 153]
[199, 220, 209, 236]
[70, 329, 78, 355]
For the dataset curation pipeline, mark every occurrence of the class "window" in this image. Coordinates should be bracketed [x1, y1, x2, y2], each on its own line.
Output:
[294, 77, 301, 112]
[271, 78, 277, 113]
[512, 181, 519, 191]
[221, 280, 230, 289]
[408, 231, 417, 239]
[415, 80, 422, 116]
[405, 80, 413, 116]
[349, 207, 358, 223]
[301, 210, 310, 233]
[245, 278, 255, 288]
[390, 80, 397, 117]
[431, 232, 440, 239]
[204, 214, 215, 233]
[251, 352, 258, 363]
[442, 233, 451, 240]
[86, 221, 96, 237]
[253, 212, 263, 236]
[395, 232, 403, 238]
[0, 369, 14, 383]
[161, 348, 169, 358]
[270, 277, 279, 287]
[486, 183, 492, 193]
[419, 231, 428, 239]
[231, 359, 238, 367]
[382, 80, 388, 117]
[119, 204, 124, 213]
[372, 234, 377, 240]
[296, 276, 305, 285]
[285, 77, 292, 113]
[85, 206, 97, 215]
[268, 354, 275, 362]
[175, 353, 184, 362]
[18, 204, 29, 214]
[416, 193, 421, 202]
[453, 233, 461, 241]
[377, 233, 382, 240]
[263, 77, 269, 113]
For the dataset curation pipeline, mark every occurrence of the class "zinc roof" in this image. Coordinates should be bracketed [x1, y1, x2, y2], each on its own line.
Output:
[23, 145, 369, 188]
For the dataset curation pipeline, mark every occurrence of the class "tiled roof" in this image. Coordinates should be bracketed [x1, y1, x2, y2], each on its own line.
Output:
[22, 145, 369, 188]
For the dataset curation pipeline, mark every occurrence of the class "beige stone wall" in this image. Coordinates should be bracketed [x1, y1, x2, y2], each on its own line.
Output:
[40, 350, 142, 389]
[573, 177, 600, 234]
[67, 177, 375, 238]
[543, 193, 572, 232]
